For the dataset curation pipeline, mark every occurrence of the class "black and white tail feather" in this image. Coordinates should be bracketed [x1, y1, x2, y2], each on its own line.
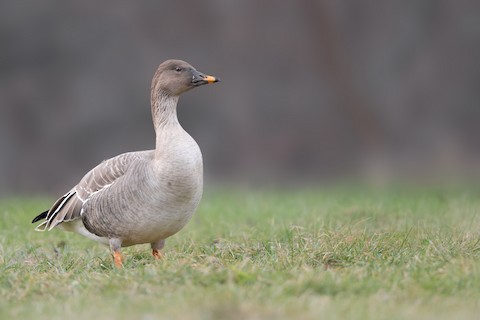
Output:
[32, 189, 83, 231]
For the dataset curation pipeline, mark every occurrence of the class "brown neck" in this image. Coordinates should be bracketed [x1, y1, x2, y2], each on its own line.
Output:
[151, 90, 182, 159]
[151, 90, 180, 132]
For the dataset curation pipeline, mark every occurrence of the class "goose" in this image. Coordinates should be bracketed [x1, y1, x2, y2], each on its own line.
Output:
[32, 59, 220, 267]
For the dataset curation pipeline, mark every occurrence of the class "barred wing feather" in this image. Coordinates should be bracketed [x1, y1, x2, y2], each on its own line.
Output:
[33, 152, 140, 231]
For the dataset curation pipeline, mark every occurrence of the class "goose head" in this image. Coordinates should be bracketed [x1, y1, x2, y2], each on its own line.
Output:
[152, 59, 220, 96]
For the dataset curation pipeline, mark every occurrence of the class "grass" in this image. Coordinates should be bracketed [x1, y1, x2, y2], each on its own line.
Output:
[1, 187, 480, 319]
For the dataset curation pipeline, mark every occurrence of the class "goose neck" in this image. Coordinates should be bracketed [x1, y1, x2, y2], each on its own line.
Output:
[151, 90, 180, 131]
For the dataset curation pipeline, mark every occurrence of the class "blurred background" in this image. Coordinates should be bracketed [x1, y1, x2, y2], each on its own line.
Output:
[1, 1, 479, 196]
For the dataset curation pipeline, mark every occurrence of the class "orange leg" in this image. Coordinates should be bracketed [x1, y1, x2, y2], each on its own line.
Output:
[152, 248, 163, 260]
[113, 251, 123, 268]
[151, 239, 165, 260]
[109, 238, 123, 268]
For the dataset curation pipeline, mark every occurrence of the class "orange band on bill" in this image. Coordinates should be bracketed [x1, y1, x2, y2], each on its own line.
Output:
[204, 75, 218, 83]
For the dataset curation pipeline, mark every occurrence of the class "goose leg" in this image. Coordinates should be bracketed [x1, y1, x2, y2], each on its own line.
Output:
[109, 238, 123, 268]
[151, 239, 165, 260]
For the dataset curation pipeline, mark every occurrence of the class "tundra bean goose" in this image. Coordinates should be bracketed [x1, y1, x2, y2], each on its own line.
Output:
[32, 59, 220, 267]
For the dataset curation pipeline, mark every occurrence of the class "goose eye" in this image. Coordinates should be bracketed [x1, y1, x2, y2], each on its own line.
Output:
[175, 67, 183, 72]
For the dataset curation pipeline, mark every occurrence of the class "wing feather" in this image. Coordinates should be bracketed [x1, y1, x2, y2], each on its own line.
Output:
[34, 152, 147, 231]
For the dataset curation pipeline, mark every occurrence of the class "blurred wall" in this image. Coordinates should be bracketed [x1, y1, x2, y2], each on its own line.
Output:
[1, 1, 479, 195]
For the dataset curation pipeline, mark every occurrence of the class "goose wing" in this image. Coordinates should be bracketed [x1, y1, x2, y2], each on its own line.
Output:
[33, 151, 147, 231]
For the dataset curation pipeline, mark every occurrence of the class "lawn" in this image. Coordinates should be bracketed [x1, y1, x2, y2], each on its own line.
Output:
[1, 187, 480, 319]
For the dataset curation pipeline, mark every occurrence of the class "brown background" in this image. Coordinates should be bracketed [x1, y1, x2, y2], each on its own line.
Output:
[1, 1, 479, 195]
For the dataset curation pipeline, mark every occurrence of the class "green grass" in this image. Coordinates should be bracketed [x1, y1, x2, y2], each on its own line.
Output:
[1, 188, 480, 319]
